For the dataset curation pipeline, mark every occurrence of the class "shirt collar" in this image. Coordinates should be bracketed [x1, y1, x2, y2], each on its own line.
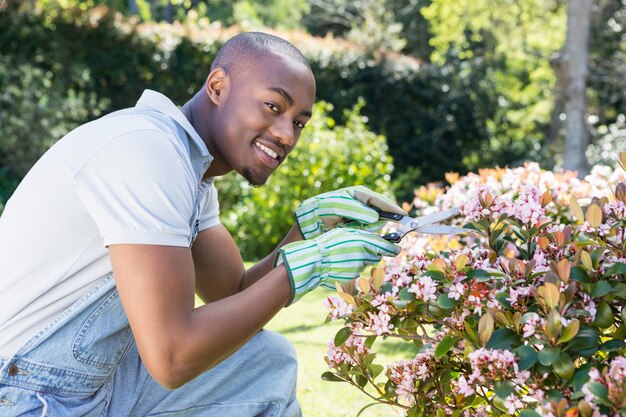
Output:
[135, 89, 211, 160]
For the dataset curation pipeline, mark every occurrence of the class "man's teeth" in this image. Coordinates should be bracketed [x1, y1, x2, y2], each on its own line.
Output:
[255, 142, 279, 159]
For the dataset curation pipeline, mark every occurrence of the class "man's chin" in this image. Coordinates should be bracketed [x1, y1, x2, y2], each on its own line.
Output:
[242, 166, 269, 186]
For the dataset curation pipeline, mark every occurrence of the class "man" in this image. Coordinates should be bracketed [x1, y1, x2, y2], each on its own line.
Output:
[0, 32, 404, 416]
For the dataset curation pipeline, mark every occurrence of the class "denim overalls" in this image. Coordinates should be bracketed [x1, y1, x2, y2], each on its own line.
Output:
[0, 102, 301, 416]
[0, 274, 123, 416]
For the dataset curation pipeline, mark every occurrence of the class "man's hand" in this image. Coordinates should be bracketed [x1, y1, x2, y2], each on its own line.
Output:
[295, 186, 407, 240]
[274, 228, 401, 305]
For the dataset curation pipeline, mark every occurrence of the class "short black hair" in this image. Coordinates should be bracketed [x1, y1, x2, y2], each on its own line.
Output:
[210, 32, 310, 75]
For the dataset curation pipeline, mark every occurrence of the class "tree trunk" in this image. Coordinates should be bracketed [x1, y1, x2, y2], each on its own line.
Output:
[128, 0, 139, 15]
[562, 0, 593, 177]
[546, 51, 566, 168]
[164, 0, 174, 23]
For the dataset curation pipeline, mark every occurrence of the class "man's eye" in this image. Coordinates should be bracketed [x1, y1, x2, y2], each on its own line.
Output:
[294, 120, 305, 129]
[266, 103, 279, 113]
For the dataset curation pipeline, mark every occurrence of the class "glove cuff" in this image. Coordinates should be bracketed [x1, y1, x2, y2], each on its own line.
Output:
[294, 203, 325, 240]
[274, 240, 326, 305]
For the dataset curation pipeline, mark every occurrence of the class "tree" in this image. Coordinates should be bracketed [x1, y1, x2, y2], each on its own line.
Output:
[561, 0, 593, 176]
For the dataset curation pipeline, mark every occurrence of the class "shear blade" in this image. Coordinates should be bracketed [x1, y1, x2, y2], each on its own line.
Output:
[414, 225, 469, 235]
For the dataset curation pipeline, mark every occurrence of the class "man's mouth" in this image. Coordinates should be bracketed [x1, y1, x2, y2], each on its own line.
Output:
[255, 140, 280, 160]
[254, 140, 281, 169]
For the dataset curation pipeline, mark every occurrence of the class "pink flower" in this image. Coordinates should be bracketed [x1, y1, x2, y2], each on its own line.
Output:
[408, 275, 438, 302]
[366, 311, 393, 335]
[522, 313, 543, 338]
[448, 282, 465, 300]
[503, 394, 524, 414]
[323, 295, 354, 320]
[455, 375, 475, 396]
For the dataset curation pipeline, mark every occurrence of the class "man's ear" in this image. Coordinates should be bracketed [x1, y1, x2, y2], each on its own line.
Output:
[205, 68, 227, 105]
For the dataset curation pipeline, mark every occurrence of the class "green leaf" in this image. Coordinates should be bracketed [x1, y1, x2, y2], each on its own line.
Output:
[439, 369, 452, 393]
[398, 287, 417, 301]
[437, 293, 459, 310]
[407, 406, 420, 417]
[435, 335, 460, 358]
[590, 248, 605, 269]
[356, 374, 368, 388]
[467, 269, 491, 281]
[321, 371, 345, 382]
[600, 339, 626, 351]
[557, 319, 580, 344]
[519, 410, 542, 417]
[516, 345, 538, 370]
[613, 283, 626, 298]
[486, 328, 521, 350]
[334, 327, 352, 347]
[593, 301, 614, 328]
[380, 282, 393, 294]
[423, 270, 445, 281]
[367, 364, 384, 379]
[570, 266, 591, 283]
[572, 364, 592, 390]
[464, 321, 480, 346]
[495, 292, 512, 309]
[603, 262, 626, 277]
[591, 281, 613, 297]
[538, 346, 561, 366]
[586, 381, 609, 400]
[566, 326, 600, 356]
[553, 352, 575, 380]
[494, 380, 515, 399]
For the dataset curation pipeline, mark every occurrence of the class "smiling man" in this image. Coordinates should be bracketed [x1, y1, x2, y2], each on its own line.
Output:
[0, 32, 404, 416]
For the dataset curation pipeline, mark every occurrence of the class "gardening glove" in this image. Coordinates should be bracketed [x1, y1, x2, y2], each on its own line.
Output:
[274, 228, 401, 305]
[295, 185, 407, 240]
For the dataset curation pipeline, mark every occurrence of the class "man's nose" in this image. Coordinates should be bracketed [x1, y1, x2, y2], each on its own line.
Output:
[270, 116, 296, 147]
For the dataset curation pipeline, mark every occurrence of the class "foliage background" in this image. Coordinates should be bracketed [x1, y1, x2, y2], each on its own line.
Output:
[1, 1, 624, 225]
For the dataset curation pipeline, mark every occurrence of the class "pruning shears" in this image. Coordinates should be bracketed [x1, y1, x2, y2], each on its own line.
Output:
[376, 207, 469, 243]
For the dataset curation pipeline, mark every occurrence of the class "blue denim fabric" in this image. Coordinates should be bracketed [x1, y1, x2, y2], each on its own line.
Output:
[0, 273, 301, 416]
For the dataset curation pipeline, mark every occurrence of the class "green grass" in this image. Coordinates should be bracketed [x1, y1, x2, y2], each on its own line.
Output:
[265, 288, 412, 417]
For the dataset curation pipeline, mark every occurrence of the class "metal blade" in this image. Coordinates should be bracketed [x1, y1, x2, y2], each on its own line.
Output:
[413, 225, 469, 235]
[397, 207, 460, 236]
[414, 207, 460, 226]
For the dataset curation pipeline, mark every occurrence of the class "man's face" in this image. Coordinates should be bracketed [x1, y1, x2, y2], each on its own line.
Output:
[212, 52, 316, 185]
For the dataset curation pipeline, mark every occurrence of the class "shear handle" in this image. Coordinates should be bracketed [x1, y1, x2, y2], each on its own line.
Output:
[381, 231, 402, 243]
[375, 209, 406, 222]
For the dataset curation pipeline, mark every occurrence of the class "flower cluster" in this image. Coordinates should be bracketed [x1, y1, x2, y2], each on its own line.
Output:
[322, 156, 626, 417]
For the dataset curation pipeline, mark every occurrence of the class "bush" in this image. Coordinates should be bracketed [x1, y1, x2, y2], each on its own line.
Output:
[219, 100, 396, 260]
[321, 155, 626, 417]
[0, 3, 511, 206]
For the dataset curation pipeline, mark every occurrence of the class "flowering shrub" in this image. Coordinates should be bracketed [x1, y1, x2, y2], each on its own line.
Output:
[322, 155, 626, 417]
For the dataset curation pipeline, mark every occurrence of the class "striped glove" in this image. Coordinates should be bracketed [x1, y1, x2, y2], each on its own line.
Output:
[274, 228, 401, 305]
[295, 186, 407, 240]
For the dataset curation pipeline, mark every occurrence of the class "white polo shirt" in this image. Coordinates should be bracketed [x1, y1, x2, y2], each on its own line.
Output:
[0, 90, 220, 358]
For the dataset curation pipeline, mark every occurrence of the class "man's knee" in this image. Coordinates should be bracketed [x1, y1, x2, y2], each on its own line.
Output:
[251, 330, 298, 368]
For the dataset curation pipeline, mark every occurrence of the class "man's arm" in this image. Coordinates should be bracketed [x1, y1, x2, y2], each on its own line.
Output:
[191, 224, 302, 303]
[109, 243, 291, 390]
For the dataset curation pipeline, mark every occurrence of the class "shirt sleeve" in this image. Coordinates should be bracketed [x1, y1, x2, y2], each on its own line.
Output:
[198, 180, 221, 231]
[74, 129, 197, 247]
